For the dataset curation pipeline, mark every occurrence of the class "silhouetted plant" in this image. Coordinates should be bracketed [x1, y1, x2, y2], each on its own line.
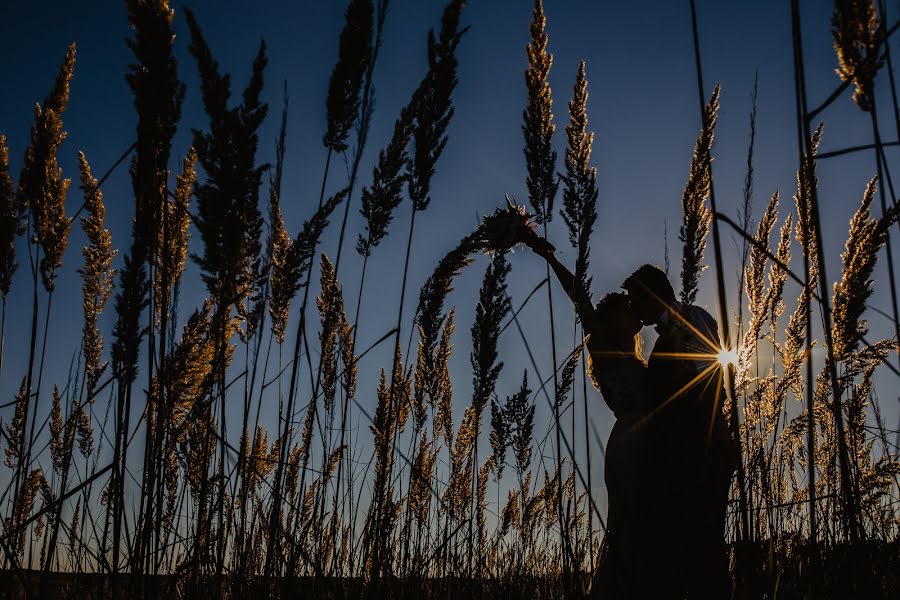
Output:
[679, 85, 719, 309]
[77, 152, 117, 393]
[0, 135, 20, 302]
[523, 0, 557, 224]
[832, 0, 882, 112]
[560, 61, 598, 313]
[323, 0, 374, 153]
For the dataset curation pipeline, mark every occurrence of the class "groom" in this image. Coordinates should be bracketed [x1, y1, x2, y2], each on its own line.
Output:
[622, 264, 735, 599]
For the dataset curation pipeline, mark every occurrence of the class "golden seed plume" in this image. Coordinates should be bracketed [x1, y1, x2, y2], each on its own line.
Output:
[3, 378, 28, 469]
[78, 152, 117, 393]
[17, 43, 76, 292]
[323, 0, 374, 153]
[49, 385, 65, 473]
[154, 147, 196, 325]
[523, 0, 557, 224]
[766, 212, 793, 329]
[0, 135, 21, 299]
[832, 177, 897, 357]
[267, 187, 294, 344]
[737, 191, 779, 388]
[75, 403, 93, 458]
[434, 310, 455, 446]
[561, 61, 598, 309]
[679, 85, 719, 307]
[832, 0, 882, 112]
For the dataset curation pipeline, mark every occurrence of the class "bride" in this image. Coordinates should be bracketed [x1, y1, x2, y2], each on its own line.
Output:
[513, 228, 664, 596]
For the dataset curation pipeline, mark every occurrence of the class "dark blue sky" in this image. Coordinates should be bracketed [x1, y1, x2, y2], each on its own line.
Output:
[1, 1, 897, 504]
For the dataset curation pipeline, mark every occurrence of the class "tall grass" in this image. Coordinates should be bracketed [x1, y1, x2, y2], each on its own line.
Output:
[0, 1, 898, 598]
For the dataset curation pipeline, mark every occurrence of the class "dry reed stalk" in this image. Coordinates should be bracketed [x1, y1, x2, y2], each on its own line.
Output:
[125, 0, 184, 257]
[507, 373, 535, 484]
[434, 310, 455, 447]
[0, 135, 19, 303]
[10, 468, 45, 559]
[522, 1, 569, 567]
[766, 214, 793, 331]
[77, 153, 117, 393]
[270, 186, 348, 574]
[285, 0, 373, 447]
[0, 135, 16, 386]
[559, 63, 599, 568]
[381, 14, 469, 545]
[832, 177, 899, 358]
[679, 85, 718, 308]
[161, 302, 219, 438]
[366, 5, 467, 576]
[868, 0, 900, 382]
[272, 187, 349, 346]
[154, 148, 195, 326]
[267, 190, 295, 345]
[324, 0, 374, 154]
[790, 121, 825, 546]
[48, 386, 69, 475]
[409, 431, 437, 524]
[3, 379, 28, 469]
[489, 391, 510, 482]
[282, 15, 376, 535]
[737, 192, 780, 388]
[794, 1, 868, 546]
[688, 1, 753, 544]
[357, 107, 414, 258]
[826, 177, 900, 538]
[112, 1, 185, 577]
[8, 44, 76, 568]
[833, 0, 883, 112]
[737, 74, 759, 273]
[523, 0, 557, 226]
[185, 11, 269, 580]
[561, 61, 598, 305]
[42, 381, 78, 571]
[466, 254, 511, 569]
[314, 254, 345, 413]
[447, 405, 477, 521]
[290, 5, 380, 567]
[308, 252, 355, 557]
[364, 341, 405, 578]
[186, 10, 267, 321]
[233, 92, 288, 576]
[406, 0, 467, 214]
[17, 44, 75, 293]
[506, 374, 538, 570]
[553, 342, 583, 566]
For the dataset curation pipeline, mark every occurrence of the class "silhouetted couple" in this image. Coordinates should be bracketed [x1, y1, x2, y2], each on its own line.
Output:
[521, 233, 736, 599]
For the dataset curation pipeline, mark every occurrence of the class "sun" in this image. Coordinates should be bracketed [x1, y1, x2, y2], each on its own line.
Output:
[716, 347, 739, 370]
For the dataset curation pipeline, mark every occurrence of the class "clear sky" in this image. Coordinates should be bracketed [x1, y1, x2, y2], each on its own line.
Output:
[1, 0, 898, 515]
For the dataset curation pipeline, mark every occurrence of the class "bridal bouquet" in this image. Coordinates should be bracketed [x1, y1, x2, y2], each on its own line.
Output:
[480, 195, 555, 256]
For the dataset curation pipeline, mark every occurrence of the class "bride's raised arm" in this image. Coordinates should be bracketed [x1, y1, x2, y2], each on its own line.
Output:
[521, 234, 594, 326]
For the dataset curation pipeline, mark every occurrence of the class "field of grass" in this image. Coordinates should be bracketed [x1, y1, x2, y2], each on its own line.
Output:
[0, 0, 898, 598]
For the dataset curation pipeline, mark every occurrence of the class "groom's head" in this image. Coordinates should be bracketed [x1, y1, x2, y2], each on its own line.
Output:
[622, 264, 676, 326]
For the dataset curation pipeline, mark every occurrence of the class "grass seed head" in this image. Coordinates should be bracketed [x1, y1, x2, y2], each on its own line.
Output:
[78, 152, 117, 392]
[679, 85, 719, 308]
[0, 135, 20, 299]
[832, 0, 882, 112]
[523, 0, 558, 224]
[324, 0, 374, 153]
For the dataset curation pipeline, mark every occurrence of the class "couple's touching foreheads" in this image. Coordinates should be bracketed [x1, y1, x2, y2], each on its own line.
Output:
[514, 222, 737, 599]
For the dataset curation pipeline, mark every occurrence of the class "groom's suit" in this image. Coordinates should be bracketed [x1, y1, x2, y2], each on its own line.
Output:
[646, 301, 735, 599]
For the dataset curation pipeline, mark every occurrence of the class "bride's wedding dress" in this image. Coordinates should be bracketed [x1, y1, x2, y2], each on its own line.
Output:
[590, 352, 657, 595]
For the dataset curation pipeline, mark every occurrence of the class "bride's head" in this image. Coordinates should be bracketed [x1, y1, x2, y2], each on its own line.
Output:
[593, 292, 643, 361]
